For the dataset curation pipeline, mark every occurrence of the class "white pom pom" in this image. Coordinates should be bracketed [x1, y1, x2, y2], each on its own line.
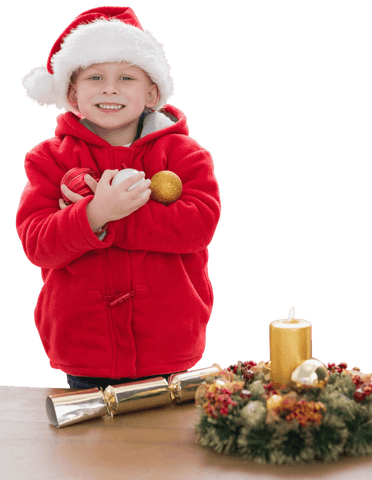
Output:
[22, 67, 59, 106]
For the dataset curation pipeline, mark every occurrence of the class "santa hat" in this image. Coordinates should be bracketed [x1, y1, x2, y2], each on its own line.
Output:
[23, 6, 173, 111]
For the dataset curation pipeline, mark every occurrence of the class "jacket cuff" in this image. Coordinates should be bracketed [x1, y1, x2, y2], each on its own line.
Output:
[75, 196, 114, 247]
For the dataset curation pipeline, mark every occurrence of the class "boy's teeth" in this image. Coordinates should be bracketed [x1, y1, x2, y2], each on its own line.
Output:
[98, 104, 124, 110]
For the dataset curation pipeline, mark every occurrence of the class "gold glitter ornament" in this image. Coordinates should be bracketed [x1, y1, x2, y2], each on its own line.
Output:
[266, 394, 283, 410]
[150, 171, 182, 204]
[195, 384, 207, 406]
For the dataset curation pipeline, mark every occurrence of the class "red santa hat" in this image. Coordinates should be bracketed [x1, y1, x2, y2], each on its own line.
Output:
[23, 6, 173, 111]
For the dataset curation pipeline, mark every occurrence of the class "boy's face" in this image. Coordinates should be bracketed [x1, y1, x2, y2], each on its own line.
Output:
[68, 62, 159, 134]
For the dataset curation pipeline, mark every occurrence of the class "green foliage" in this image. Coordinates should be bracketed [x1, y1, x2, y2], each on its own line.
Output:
[237, 426, 272, 462]
[311, 412, 348, 462]
[344, 406, 372, 457]
[320, 390, 356, 420]
[326, 373, 356, 398]
[196, 406, 241, 456]
[300, 387, 323, 402]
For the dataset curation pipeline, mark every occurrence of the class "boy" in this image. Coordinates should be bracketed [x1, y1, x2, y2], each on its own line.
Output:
[17, 7, 220, 389]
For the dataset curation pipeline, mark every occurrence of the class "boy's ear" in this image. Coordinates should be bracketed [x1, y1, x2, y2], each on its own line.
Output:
[67, 83, 79, 108]
[145, 84, 160, 109]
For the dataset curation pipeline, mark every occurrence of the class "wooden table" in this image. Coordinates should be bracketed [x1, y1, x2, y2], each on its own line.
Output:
[1, 386, 372, 480]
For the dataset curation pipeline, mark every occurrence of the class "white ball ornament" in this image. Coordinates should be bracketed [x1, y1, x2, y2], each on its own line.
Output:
[291, 358, 328, 387]
[111, 168, 146, 190]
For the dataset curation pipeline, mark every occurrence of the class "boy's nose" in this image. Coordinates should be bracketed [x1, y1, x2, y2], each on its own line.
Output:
[100, 81, 119, 95]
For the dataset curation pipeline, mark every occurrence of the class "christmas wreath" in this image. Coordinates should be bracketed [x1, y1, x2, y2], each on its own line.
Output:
[195, 361, 372, 464]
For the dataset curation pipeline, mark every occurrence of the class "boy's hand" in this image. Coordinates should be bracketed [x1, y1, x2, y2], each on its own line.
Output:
[59, 174, 98, 210]
[86, 170, 151, 230]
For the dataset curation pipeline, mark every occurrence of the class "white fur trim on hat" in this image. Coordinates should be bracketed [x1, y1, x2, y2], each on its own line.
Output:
[23, 19, 173, 111]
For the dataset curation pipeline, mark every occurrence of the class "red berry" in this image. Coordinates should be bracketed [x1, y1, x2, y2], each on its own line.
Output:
[352, 375, 364, 388]
[243, 370, 255, 381]
[240, 390, 252, 400]
[354, 389, 366, 403]
[364, 386, 372, 395]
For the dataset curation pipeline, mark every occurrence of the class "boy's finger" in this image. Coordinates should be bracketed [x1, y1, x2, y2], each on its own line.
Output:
[129, 178, 151, 197]
[116, 172, 146, 190]
[100, 169, 119, 185]
[130, 188, 152, 209]
[84, 174, 98, 193]
[61, 184, 84, 203]
[59, 198, 68, 210]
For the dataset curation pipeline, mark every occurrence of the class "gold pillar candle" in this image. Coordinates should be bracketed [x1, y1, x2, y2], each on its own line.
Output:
[270, 309, 312, 387]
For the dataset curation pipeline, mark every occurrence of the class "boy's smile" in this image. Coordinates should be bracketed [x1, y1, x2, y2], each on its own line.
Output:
[68, 62, 159, 145]
[96, 103, 125, 111]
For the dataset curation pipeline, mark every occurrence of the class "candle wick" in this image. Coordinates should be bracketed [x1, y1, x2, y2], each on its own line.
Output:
[283, 307, 299, 324]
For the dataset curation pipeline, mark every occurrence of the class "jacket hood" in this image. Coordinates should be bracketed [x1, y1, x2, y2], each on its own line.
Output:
[54, 104, 188, 147]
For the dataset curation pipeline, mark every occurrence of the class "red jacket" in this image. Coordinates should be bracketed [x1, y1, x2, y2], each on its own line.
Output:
[16, 105, 221, 378]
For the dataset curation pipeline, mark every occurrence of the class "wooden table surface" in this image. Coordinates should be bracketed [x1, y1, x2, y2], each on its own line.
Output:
[1, 386, 372, 480]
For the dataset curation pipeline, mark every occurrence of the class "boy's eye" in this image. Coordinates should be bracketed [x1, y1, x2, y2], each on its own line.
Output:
[87, 75, 132, 81]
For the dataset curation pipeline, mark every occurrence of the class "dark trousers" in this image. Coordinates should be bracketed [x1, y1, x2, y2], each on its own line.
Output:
[67, 372, 182, 390]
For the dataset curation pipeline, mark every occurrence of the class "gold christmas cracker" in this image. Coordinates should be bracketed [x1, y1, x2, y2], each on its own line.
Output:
[46, 388, 107, 428]
[104, 377, 171, 416]
[46, 364, 221, 428]
[168, 364, 221, 403]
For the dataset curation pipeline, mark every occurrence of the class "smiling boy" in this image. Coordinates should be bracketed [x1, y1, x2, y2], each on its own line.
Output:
[17, 7, 220, 390]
